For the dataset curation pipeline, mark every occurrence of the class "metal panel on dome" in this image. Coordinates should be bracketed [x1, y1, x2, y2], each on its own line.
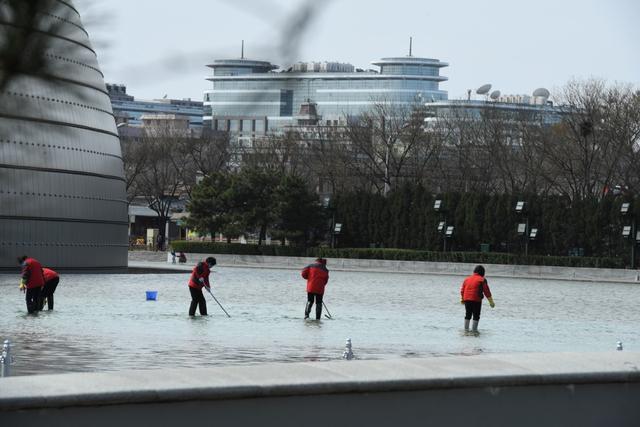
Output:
[0, 0, 127, 269]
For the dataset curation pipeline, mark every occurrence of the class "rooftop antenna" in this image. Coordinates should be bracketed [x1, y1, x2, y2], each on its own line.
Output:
[409, 36, 413, 57]
[241, 40, 244, 59]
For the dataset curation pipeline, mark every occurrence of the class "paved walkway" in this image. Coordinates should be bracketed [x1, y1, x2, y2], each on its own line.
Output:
[128, 251, 640, 283]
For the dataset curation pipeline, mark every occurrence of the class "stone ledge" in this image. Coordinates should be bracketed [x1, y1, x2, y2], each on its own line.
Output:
[1, 352, 639, 411]
[128, 252, 640, 283]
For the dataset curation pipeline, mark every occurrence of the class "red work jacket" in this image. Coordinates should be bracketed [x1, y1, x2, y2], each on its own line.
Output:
[301, 260, 329, 295]
[43, 268, 59, 283]
[460, 273, 492, 302]
[22, 258, 45, 289]
[188, 261, 211, 289]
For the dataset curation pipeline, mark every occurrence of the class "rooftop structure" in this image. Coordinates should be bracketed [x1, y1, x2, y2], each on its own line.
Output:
[107, 83, 204, 128]
[424, 86, 564, 126]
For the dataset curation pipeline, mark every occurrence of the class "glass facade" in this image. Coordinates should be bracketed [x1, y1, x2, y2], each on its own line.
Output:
[424, 100, 564, 125]
[0, 1, 127, 269]
[107, 84, 204, 128]
[204, 56, 448, 133]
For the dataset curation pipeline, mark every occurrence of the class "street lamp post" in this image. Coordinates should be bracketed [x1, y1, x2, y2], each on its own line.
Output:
[621, 202, 637, 269]
[445, 225, 454, 251]
[515, 200, 529, 257]
[333, 223, 342, 249]
[434, 199, 448, 252]
[323, 197, 338, 249]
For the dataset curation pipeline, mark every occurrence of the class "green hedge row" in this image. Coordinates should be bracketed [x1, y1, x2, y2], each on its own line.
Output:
[169, 241, 624, 269]
[170, 241, 317, 257]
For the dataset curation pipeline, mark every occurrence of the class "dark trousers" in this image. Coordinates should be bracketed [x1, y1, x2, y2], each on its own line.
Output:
[39, 277, 59, 310]
[25, 287, 42, 314]
[189, 287, 207, 316]
[305, 292, 323, 319]
[464, 301, 482, 321]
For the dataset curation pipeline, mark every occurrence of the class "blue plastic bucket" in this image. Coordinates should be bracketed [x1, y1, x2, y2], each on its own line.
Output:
[146, 291, 158, 301]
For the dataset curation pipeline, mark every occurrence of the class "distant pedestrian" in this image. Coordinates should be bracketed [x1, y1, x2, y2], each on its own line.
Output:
[17, 255, 45, 314]
[156, 233, 165, 251]
[39, 267, 60, 311]
[301, 258, 329, 320]
[187, 257, 216, 316]
[460, 265, 495, 332]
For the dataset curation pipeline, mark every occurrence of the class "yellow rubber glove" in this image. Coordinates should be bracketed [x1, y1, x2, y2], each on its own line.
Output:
[488, 297, 495, 308]
[19, 279, 26, 292]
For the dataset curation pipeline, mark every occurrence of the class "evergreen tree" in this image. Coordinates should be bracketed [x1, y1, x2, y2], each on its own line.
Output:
[272, 175, 324, 246]
[231, 169, 281, 245]
[186, 172, 235, 238]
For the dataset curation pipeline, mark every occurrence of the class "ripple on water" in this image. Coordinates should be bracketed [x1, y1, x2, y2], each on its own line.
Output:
[0, 269, 638, 376]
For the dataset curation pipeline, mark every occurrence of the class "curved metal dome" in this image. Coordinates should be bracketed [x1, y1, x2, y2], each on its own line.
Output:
[0, 0, 127, 269]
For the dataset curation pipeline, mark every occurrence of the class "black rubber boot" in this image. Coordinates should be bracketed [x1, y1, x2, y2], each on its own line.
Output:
[304, 301, 313, 319]
[199, 300, 208, 316]
[189, 301, 198, 316]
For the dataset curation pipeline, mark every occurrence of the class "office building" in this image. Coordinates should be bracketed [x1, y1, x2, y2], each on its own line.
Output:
[107, 83, 204, 128]
[204, 54, 449, 134]
[424, 86, 564, 128]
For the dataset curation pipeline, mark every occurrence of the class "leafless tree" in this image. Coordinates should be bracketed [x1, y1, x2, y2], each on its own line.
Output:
[239, 130, 309, 177]
[120, 132, 147, 204]
[472, 106, 557, 195]
[402, 108, 446, 190]
[539, 79, 637, 201]
[176, 128, 231, 197]
[510, 108, 557, 196]
[430, 106, 494, 193]
[343, 99, 436, 195]
[134, 121, 190, 242]
[301, 125, 355, 195]
[606, 87, 640, 196]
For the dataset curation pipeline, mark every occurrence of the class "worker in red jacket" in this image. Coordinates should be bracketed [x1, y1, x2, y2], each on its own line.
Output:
[460, 265, 495, 332]
[188, 257, 216, 316]
[17, 255, 45, 314]
[40, 267, 60, 311]
[301, 258, 329, 320]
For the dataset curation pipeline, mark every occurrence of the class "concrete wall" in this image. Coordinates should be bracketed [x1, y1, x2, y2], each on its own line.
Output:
[1, 352, 639, 426]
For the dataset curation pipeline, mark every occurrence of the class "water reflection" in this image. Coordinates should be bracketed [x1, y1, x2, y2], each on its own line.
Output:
[0, 268, 638, 376]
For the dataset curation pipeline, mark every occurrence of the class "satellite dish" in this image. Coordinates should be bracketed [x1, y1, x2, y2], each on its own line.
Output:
[532, 87, 550, 98]
[490, 90, 501, 100]
[476, 84, 492, 95]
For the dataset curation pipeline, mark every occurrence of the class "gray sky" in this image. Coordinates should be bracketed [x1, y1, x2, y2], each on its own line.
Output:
[80, 0, 640, 102]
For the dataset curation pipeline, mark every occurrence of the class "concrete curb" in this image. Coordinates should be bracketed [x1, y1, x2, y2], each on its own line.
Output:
[128, 252, 640, 284]
[1, 352, 639, 411]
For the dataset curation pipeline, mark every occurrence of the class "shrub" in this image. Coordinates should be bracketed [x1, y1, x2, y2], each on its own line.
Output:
[168, 241, 623, 269]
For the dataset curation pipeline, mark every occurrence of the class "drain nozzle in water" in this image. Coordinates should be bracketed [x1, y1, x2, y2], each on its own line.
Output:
[1, 339, 13, 377]
[342, 338, 354, 360]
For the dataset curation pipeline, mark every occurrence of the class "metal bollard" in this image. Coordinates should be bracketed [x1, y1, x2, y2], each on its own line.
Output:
[1, 340, 12, 377]
[342, 338, 354, 360]
[617, 341, 623, 351]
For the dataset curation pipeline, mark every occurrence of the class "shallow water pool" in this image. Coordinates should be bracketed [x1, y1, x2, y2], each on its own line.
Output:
[1, 267, 638, 376]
